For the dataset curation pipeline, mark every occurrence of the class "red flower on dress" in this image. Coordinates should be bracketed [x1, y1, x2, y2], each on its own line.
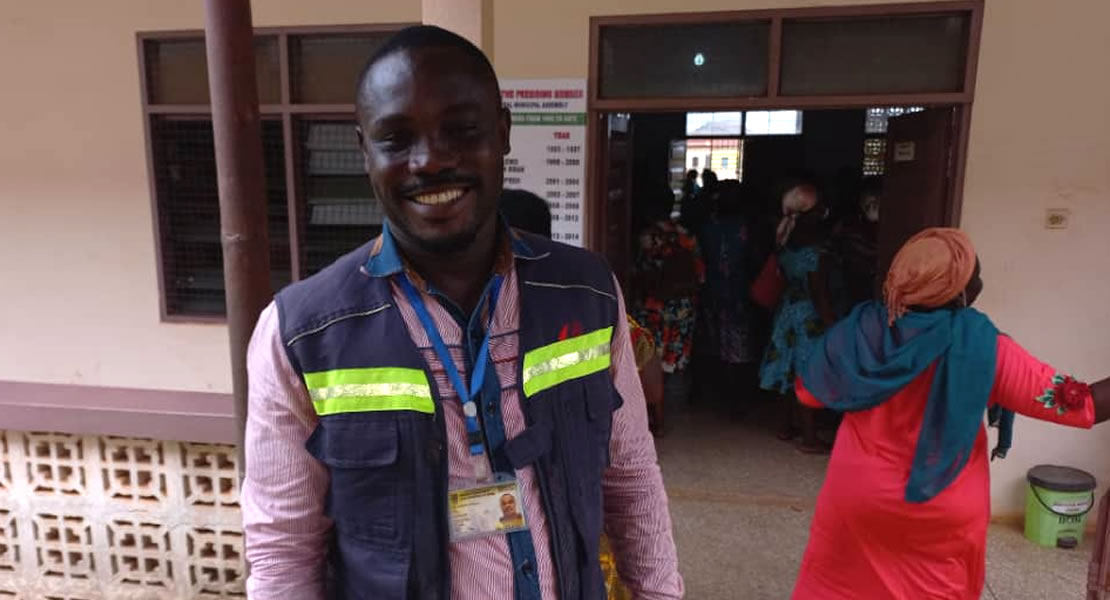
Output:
[1054, 377, 1091, 412]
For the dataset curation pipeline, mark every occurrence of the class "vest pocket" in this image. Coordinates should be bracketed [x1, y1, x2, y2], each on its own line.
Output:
[574, 377, 617, 583]
[307, 416, 401, 545]
[584, 376, 619, 467]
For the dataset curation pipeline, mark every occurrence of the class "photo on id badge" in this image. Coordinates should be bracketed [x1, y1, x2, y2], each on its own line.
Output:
[448, 480, 528, 541]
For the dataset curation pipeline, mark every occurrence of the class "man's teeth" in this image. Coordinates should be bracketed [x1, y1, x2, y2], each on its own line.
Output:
[414, 189, 465, 205]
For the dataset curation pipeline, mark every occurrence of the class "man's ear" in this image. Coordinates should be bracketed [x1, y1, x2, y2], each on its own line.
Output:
[355, 125, 372, 173]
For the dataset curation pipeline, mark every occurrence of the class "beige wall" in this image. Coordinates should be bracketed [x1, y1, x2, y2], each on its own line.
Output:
[963, 0, 1110, 515]
[1, 0, 1107, 514]
[0, 1, 419, 393]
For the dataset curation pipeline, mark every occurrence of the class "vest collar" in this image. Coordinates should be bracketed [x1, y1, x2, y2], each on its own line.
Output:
[363, 217, 541, 280]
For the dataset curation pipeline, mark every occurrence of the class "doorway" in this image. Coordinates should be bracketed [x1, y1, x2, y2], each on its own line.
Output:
[585, 2, 982, 442]
[599, 106, 965, 288]
[588, 2, 983, 275]
[604, 105, 961, 426]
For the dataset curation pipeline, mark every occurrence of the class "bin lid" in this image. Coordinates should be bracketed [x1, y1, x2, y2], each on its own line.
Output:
[1027, 465, 1096, 492]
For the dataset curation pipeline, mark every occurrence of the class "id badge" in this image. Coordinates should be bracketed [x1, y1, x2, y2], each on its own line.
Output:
[447, 478, 529, 541]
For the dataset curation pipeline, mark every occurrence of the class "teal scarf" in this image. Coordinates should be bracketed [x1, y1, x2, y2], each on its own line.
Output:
[801, 301, 1007, 502]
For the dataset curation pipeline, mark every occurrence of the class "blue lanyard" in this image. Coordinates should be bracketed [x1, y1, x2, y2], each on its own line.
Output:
[398, 274, 503, 457]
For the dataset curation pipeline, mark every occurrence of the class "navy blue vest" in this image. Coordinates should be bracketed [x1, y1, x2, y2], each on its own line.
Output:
[275, 232, 622, 599]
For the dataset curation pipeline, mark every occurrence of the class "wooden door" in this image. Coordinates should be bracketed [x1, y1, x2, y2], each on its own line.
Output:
[596, 113, 634, 287]
[877, 108, 957, 279]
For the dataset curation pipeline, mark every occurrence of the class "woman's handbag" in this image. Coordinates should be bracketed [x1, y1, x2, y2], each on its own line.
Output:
[751, 254, 785, 310]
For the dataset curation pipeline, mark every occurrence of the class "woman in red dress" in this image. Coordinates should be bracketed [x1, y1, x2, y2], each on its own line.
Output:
[792, 228, 1110, 599]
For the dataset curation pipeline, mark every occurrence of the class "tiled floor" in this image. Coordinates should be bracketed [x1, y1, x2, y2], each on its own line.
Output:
[655, 405, 1096, 599]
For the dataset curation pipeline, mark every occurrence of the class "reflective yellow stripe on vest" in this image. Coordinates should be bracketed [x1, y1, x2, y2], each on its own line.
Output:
[522, 326, 613, 398]
[303, 367, 434, 416]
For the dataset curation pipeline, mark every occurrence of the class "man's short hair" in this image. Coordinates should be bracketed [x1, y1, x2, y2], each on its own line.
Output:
[500, 189, 552, 239]
[356, 25, 499, 105]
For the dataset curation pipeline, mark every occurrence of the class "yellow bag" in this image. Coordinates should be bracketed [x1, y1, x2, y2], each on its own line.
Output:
[599, 535, 632, 600]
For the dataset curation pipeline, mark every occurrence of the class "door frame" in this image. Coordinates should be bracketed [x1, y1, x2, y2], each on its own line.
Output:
[586, 0, 984, 250]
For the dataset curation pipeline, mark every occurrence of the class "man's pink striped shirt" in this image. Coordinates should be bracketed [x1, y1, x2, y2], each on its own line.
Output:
[242, 258, 684, 599]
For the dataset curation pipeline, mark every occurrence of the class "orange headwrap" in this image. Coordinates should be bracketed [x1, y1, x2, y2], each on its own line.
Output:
[884, 228, 978, 324]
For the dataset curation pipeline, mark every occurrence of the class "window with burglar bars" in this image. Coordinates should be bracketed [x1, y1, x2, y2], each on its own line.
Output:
[140, 26, 405, 319]
[862, 106, 924, 176]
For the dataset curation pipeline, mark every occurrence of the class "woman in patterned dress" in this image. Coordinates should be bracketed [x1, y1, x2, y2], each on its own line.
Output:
[792, 228, 1110, 599]
[759, 182, 838, 453]
[630, 186, 704, 379]
[694, 180, 763, 407]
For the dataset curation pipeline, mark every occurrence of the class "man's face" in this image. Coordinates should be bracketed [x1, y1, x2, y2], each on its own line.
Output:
[500, 494, 517, 516]
[357, 47, 510, 254]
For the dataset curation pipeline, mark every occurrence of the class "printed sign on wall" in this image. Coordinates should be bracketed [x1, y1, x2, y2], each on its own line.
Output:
[500, 79, 587, 247]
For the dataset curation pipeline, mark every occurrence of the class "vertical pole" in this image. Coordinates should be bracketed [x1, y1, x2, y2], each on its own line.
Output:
[1089, 491, 1110, 599]
[767, 16, 783, 99]
[204, 0, 271, 477]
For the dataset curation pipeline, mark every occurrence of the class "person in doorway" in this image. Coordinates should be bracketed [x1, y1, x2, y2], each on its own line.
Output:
[681, 169, 719, 232]
[701, 169, 718, 193]
[241, 25, 683, 600]
[631, 184, 704, 393]
[693, 180, 761, 409]
[829, 175, 881, 313]
[675, 169, 701, 227]
[682, 169, 700, 201]
[792, 228, 1110, 600]
[500, 188, 551, 239]
[679, 191, 705, 233]
[759, 179, 838, 453]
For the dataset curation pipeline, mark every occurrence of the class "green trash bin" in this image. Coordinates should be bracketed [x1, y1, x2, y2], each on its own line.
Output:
[1025, 465, 1097, 549]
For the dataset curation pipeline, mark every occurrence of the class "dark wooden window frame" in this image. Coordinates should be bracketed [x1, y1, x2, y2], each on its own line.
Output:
[137, 23, 414, 323]
[586, 0, 984, 249]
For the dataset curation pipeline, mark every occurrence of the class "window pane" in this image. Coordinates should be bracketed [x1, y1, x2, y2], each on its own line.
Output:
[254, 37, 282, 104]
[291, 34, 391, 104]
[712, 138, 742, 181]
[263, 122, 292, 290]
[744, 110, 803, 135]
[865, 106, 924, 134]
[145, 39, 208, 105]
[780, 14, 969, 96]
[685, 138, 742, 182]
[863, 137, 887, 176]
[685, 112, 742, 136]
[151, 118, 288, 316]
[144, 37, 281, 105]
[298, 120, 382, 275]
[600, 21, 769, 98]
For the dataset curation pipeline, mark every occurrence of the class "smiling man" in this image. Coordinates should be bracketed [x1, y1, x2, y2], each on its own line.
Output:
[241, 26, 683, 600]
